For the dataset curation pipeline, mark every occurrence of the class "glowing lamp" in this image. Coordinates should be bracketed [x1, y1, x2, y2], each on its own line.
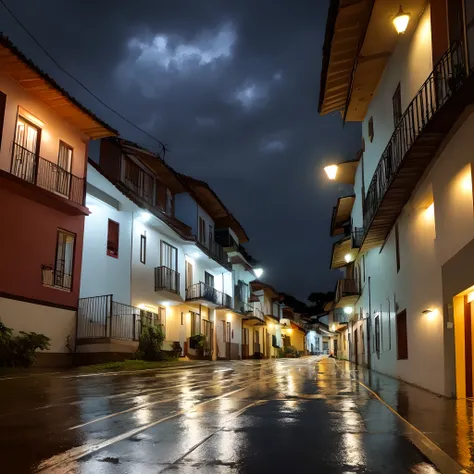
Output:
[324, 165, 338, 180]
[393, 5, 410, 35]
[140, 211, 152, 222]
[343, 306, 353, 315]
[254, 268, 264, 278]
[344, 253, 352, 263]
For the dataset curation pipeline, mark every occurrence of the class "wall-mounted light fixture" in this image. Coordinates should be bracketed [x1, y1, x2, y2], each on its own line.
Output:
[393, 5, 410, 35]
[324, 165, 338, 180]
[344, 306, 353, 315]
[140, 211, 152, 223]
[422, 308, 438, 320]
[344, 253, 352, 263]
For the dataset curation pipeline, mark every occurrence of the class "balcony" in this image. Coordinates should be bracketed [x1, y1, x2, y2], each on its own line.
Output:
[238, 301, 265, 322]
[77, 294, 164, 341]
[9, 142, 85, 206]
[334, 279, 360, 309]
[214, 229, 254, 265]
[362, 41, 474, 251]
[208, 236, 231, 269]
[185, 282, 233, 309]
[351, 227, 364, 249]
[154, 266, 180, 295]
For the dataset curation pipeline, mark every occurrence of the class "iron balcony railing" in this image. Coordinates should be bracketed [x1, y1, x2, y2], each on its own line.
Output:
[77, 294, 163, 340]
[214, 230, 239, 249]
[185, 282, 233, 308]
[335, 279, 360, 302]
[41, 264, 72, 291]
[363, 41, 466, 233]
[351, 227, 364, 249]
[154, 266, 180, 295]
[123, 156, 154, 205]
[208, 235, 231, 269]
[10, 142, 85, 206]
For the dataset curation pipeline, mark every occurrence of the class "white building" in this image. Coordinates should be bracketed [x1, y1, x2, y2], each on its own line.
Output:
[319, 0, 474, 397]
[79, 138, 251, 360]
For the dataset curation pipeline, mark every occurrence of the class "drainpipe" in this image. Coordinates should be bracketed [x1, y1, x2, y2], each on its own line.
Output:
[367, 276, 372, 370]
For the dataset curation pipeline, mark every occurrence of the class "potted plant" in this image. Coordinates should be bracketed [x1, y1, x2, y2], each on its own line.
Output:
[171, 341, 182, 359]
[189, 334, 206, 357]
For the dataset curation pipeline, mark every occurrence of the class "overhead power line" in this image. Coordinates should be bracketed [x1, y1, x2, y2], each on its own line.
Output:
[0, 0, 168, 158]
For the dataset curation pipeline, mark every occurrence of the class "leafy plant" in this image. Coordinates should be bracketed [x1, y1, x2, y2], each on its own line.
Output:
[135, 324, 165, 361]
[0, 321, 50, 367]
[171, 341, 182, 358]
[189, 334, 206, 349]
[283, 345, 300, 358]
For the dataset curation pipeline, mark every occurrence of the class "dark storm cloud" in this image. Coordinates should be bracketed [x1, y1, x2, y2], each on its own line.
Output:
[1, 0, 361, 300]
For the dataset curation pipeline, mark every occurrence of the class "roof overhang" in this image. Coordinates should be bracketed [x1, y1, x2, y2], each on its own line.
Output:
[250, 280, 280, 299]
[0, 35, 116, 139]
[118, 140, 185, 194]
[178, 174, 249, 243]
[330, 236, 352, 269]
[331, 195, 355, 236]
[327, 156, 360, 184]
[319, 0, 426, 122]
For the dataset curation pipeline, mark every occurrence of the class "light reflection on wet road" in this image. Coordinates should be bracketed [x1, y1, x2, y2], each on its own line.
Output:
[0, 357, 440, 473]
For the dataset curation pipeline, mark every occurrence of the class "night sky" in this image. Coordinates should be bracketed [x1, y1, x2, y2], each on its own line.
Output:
[1, 0, 361, 301]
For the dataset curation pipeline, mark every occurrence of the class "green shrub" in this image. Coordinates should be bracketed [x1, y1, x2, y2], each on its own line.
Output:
[189, 334, 206, 349]
[0, 321, 50, 367]
[283, 345, 300, 358]
[135, 324, 165, 361]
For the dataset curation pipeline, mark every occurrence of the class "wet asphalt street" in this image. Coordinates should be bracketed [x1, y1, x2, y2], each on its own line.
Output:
[0, 357, 440, 473]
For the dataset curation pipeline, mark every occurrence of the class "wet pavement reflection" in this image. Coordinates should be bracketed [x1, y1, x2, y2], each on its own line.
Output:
[0, 358, 441, 473]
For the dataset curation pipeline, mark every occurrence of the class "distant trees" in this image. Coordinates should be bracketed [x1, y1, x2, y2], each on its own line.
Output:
[307, 291, 335, 315]
[280, 291, 335, 318]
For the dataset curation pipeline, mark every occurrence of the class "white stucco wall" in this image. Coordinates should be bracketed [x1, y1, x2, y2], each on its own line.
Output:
[362, 5, 433, 188]
[80, 194, 133, 304]
[0, 297, 75, 353]
[352, 85, 474, 396]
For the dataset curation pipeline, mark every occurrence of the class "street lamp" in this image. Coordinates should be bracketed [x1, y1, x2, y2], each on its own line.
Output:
[324, 165, 338, 180]
[254, 268, 264, 278]
[393, 5, 410, 35]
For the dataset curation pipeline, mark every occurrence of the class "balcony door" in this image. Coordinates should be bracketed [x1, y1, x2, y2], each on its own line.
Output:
[185, 260, 193, 290]
[13, 116, 40, 182]
[55, 141, 73, 197]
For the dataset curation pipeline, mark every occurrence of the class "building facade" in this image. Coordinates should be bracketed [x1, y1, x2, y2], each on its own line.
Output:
[0, 35, 116, 364]
[79, 138, 262, 360]
[319, 0, 474, 397]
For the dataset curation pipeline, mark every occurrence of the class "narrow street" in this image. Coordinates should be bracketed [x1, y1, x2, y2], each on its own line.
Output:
[0, 357, 442, 473]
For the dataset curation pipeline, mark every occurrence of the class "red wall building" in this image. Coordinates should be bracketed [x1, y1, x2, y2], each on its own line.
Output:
[0, 35, 116, 364]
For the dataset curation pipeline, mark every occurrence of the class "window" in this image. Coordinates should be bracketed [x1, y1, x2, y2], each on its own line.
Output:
[13, 116, 40, 183]
[392, 83, 402, 127]
[209, 224, 214, 242]
[107, 219, 119, 258]
[140, 234, 146, 264]
[368, 116, 374, 142]
[160, 241, 177, 270]
[0, 91, 6, 151]
[181, 312, 184, 326]
[166, 189, 174, 216]
[190, 311, 200, 336]
[198, 216, 206, 245]
[397, 310, 408, 360]
[205, 271, 214, 288]
[395, 223, 400, 273]
[54, 229, 75, 290]
[375, 315, 380, 354]
[55, 141, 73, 197]
[157, 306, 166, 332]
